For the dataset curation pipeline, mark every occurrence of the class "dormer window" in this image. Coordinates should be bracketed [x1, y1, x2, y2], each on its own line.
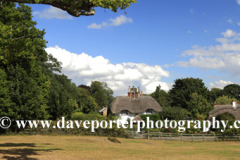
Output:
[146, 109, 153, 114]
[121, 110, 128, 115]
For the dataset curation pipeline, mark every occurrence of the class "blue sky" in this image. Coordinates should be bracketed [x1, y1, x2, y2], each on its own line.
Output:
[25, 0, 240, 95]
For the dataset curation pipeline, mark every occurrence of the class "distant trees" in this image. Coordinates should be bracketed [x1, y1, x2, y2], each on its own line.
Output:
[210, 88, 223, 103]
[90, 81, 114, 110]
[223, 84, 240, 101]
[150, 85, 171, 107]
[169, 78, 210, 109]
[186, 93, 212, 119]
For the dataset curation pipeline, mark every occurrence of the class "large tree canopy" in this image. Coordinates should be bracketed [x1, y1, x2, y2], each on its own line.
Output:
[2, 0, 137, 17]
[169, 77, 211, 109]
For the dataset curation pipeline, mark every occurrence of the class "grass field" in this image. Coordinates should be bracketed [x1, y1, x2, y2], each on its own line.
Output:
[0, 136, 239, 160]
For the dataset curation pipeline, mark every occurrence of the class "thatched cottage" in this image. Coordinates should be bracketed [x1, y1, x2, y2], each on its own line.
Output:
[109, 86, 162, 124]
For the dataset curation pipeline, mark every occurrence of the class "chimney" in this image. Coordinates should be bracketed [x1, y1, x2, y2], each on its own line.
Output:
[132, 86, 135, 98]
[128, 86, 141, 98]
[128, 86, 132, 98]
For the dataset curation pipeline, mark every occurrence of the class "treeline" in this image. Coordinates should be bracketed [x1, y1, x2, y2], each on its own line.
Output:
[0, 2, 114, 129]
[150, 78, 240, 121]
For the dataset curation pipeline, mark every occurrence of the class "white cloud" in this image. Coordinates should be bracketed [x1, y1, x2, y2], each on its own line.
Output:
[87, 15, 132, 29]
[209, 80, 233, 89]
[221, 29, 236, 37]
[238, 22, 240, 26]
[188, 31, 192, 34]
[227, 19, 233, 23]
[33, 6, 73, 20]
[45, 45, 171, 95]
[190, 9, 193, 13]
[204, 30, 208, 33]
[236, 0, 240, 5]
[176, 29, 240, 77]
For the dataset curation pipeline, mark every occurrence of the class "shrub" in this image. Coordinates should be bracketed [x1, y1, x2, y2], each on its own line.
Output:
[159, 107, 189, 120]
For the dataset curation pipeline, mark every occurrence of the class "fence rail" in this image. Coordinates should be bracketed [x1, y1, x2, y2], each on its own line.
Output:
[125, 131, 240, 141]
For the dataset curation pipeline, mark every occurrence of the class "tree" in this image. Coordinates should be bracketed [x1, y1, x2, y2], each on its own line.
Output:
[0, 2, 50, 121]
[210, 88, 223, 103]
[75, 87, 98, 114]
[169, 77, 210, 109]
[0, 69, 16, 119]
[150, 85, 171, 107]
[90, 81, 114, 109]
[101, 82, 114, 106]
[223, 84, 240, 101]
[2, 0, 137, 17]
[214, 95, 238, 105]
[186, 93, 212, 119]
[91, 81, 107, 109]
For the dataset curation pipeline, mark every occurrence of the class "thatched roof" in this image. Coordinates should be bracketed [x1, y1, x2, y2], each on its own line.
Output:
[133, 115, 142, 122]
[209, 105, 240, 115]
[109, 96, 162, 114]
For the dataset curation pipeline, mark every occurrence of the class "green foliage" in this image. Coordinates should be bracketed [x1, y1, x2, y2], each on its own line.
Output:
[150, 86, 171, 107]
[91, 81, 107, 108]
[223, 84, 240, 101]
[210, 88, 223, 102]
[71, 113, 108, 121]
[0, 2, 51, 123]
[214, 95, 238, 105]
[186, 93, 213, 119]
[90, 81, 114, 109]
[0, 69, 15, 119]
[169, 77, 210, 109]
[159, 107, 189, 120]
[141, 114, 160, 122]
[0, 2, 48, 66]
[75, 87, 97, 114]
[216, 112, 239, 136]
[2, 0, 137, 17]
[140, 114, 160, 131]
[46, 74, 78, 119]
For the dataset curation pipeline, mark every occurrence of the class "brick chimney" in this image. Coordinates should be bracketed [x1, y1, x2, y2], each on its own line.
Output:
[128, 86, 141, 98]
[128, 86, 132, 98]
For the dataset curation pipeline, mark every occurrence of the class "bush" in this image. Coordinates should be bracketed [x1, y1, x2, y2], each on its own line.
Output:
[71, 113, 108, 121]
[159, 107, 189, 120]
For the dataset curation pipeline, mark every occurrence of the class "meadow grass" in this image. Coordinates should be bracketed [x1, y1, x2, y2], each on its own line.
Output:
[0, 135, 239, 159]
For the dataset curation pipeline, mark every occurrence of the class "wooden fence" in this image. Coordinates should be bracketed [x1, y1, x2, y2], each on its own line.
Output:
[125, 131, 240, 142]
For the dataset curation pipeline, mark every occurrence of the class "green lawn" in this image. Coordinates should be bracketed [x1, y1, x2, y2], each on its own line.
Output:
[0, 135, 239, 159]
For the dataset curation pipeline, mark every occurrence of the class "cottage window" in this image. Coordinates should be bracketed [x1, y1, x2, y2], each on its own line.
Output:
[146, 109, 153, 114]
[121, 110, 128, 115]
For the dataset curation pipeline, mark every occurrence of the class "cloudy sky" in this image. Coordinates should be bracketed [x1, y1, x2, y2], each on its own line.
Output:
[27, 0, 240, 95]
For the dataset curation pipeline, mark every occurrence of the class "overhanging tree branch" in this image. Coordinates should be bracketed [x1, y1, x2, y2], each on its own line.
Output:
[3, 0, 95, 17]
[2, 0, 137, 17]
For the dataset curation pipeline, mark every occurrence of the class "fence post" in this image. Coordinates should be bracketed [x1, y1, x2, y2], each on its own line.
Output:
[214, 134, 216, 141]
